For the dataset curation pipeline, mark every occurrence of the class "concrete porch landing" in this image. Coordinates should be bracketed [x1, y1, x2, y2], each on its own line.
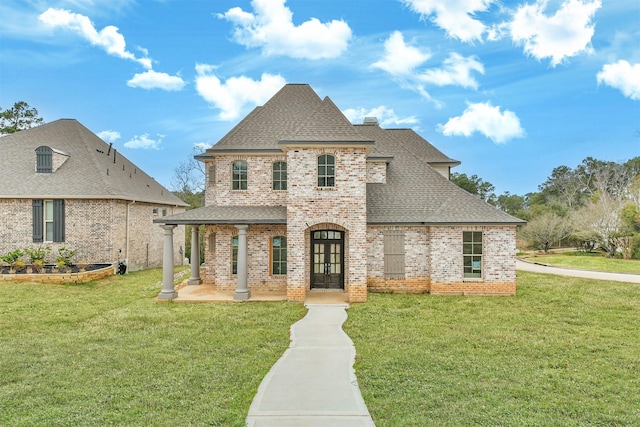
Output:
[172, 283, 349, 304]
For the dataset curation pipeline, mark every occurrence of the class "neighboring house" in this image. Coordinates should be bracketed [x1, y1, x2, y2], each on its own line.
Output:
[0, 119, 187, 271]
[156, 84, 525, 302]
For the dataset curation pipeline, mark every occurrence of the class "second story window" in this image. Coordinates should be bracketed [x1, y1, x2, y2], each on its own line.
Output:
[232, 161, 247, 190]
[35, 146, 52, 173]
[317, 154, 335, 187]
[273, 161, 287, 190]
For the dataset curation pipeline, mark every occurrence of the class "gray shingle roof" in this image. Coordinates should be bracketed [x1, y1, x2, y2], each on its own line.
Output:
[0, 119, 188, 206]
[160, 83, 524, 225]
[154, 206, 286, 224]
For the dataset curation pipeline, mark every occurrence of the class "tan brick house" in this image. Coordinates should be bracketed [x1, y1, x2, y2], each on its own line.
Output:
[156, 84, 524, 302]
[0, 119, 187, 271]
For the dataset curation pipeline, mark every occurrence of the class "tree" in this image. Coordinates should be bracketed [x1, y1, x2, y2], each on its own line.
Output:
[519, 213, 573, 253]
[450, 172, 496, 204]
[0, 101, 45, 135]
[171, 147, 208, 264]
[495, 191, 529, 219]
[572, 195, 628, 258]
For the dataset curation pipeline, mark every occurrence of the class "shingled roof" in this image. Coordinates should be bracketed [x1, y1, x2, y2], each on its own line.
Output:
[0, 119, 187, 206]
[164, 83, 524, 225]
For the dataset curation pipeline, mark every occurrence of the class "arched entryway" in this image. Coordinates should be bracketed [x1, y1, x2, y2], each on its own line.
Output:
[310, 229, 344, 289]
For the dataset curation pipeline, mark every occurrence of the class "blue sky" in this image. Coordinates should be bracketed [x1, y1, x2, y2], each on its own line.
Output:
[1, 0, 638, 196]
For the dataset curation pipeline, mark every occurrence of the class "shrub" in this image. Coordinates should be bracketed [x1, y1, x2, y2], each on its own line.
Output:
[56, 247, 77, 267]
[24, 246, 51, 263]
[1, 249, 24, 269]
[32, 259, 45, 273]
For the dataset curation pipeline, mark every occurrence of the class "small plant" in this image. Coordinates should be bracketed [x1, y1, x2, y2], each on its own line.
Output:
[56, 259, 68, 272]
[14, 259, 26, 272]
[24, 246, 51, 264]
[1, 249, 24, 271]
[77, 260, 89, 272]
[56, 247, 77, 267]
[32, 259, 45, 273]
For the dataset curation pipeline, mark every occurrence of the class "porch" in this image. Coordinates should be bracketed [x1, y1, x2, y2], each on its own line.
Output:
[172, 283, 349, 304]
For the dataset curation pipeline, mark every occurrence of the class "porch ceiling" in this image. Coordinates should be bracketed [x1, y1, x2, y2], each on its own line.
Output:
[154, 205, 287, 225]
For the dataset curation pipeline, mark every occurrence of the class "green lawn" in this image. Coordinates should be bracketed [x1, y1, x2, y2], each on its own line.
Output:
[0, 268, 306, 427]
[345, 271, 640, 426]
[523, 251, 640, 274]
[3, 269, 639, 426]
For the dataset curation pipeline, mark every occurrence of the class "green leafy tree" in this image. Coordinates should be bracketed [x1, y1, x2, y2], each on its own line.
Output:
[450, 172, 496, 204]
[0, 101, 45, 134]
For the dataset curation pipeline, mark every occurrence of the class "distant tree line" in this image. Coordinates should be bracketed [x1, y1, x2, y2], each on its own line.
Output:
[451, 156, 640, 259]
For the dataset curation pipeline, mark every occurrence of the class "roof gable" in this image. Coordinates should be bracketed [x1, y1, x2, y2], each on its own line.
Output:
[208, 84, 323, 152]
[280, 97, 373, 145]
[0, 119, 187, 206]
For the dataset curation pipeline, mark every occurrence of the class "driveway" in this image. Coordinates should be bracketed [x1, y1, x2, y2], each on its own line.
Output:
[516, 258, 640, 283]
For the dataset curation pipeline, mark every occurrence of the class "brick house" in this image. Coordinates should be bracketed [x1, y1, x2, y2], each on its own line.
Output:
[0, 119, 187, 271]
[155, 84, 524, 301]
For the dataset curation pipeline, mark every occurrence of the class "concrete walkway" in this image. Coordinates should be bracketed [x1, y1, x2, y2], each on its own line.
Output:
[246, 304, 375, 427]
[516, 258, 640, 283]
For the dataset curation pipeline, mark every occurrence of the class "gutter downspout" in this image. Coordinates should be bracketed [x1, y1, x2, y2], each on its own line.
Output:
[126, 200, 136, 273]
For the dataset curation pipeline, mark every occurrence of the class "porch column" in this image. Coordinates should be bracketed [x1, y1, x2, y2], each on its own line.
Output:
[187, 225, 202, 285]
[234, 224, 250, 301]
[158, 224, 178, 300]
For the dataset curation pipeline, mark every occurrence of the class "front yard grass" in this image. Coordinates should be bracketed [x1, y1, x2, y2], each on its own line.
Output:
[345, 271, 640, 426]
[0, 268, 306, 427]
[522, 251, 640, 274]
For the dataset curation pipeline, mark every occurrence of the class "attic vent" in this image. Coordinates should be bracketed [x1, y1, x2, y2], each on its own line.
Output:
[363, 117, 378, 125]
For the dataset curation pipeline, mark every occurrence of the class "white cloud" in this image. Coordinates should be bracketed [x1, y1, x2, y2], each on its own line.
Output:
[507, 0, 601, 66]
[438, 102, 525, 144]
[97, 130, 121, 143]
[402, 0, 493, 43]
[343, 106, 419, 128]
[371, 31, 432, 76]
[124, 133, 163, 150]
[127, 70, 186, 91]
[194, 64, 286, 120]
[217, 0, 352, 59]
[38, 8, 152, 69]
[371, 32, 484, 102]
[419, 52, 484, 89]
[597, 60, 640, 101]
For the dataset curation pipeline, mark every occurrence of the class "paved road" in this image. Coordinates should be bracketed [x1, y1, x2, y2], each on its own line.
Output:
[516, 259, 640, 283]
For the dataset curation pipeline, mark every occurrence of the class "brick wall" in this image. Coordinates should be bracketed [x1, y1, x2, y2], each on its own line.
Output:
[286, 147, 368, 302]
[429, 225, 517, 295]
[0, 198, 184, 271]
[204, 155, 288, 207]
[366, 161, 386, 183]
[203, 224, 288, 292]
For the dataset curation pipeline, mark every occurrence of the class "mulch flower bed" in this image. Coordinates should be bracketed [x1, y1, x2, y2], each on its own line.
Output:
[1, 264, 112, 275]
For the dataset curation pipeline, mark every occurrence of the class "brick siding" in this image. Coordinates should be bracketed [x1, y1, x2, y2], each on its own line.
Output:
[0, 198, 184, 271]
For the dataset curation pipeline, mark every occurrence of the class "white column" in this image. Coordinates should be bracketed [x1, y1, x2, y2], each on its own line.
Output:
[234, 224, 250, 300]
[187, 226, 202, 285]
[158, 224, 178, 300]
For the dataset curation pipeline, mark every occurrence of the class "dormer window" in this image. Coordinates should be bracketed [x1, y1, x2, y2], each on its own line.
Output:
[317, 154, 335, 187]
[35, 146, 52, 173]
